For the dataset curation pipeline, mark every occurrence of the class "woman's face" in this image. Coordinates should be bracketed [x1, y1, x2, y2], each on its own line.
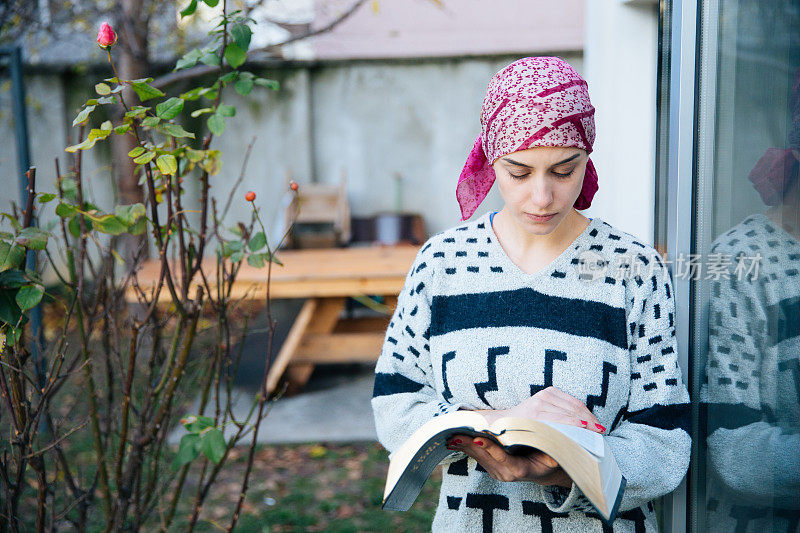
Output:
[492, 146, 588, 236]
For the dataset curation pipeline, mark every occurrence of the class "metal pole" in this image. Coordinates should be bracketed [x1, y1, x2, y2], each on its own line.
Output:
[1, 45, 44, 386]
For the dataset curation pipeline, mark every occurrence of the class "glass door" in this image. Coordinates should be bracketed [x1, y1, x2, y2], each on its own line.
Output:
[692, 0, 800, 531]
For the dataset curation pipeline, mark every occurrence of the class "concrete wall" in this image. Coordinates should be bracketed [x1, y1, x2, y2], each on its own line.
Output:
[582, 0, 660, 245]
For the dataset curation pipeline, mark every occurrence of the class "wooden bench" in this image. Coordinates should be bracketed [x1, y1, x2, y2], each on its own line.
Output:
[127, 244, 419, 395]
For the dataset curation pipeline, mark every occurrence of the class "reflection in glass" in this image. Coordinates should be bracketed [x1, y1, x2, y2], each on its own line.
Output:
[701, 62, 800, 532]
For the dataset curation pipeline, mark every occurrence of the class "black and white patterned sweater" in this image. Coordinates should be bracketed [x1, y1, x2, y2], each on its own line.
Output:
[371, 211, 692, 532]
[702, 213, 800, 532]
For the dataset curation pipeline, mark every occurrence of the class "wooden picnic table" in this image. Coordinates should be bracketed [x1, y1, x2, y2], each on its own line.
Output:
[128, 244, 419, 395]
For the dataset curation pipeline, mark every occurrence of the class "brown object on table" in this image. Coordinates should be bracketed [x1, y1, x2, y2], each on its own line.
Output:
[285, 174, 351, 249]
[126, 244, 419, 395]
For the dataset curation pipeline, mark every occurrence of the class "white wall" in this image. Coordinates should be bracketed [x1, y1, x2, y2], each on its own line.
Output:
[582, 0, 660, 245]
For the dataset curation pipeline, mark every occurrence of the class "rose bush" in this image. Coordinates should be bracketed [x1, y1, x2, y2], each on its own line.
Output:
[0, 6, 300, 532]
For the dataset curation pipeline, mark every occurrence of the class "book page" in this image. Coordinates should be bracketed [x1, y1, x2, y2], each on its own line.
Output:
[539, 420, 605, 458]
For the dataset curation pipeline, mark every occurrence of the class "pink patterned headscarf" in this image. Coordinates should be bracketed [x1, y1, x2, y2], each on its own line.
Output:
[456, 56, 599, 221]
[747, 66, 800, 206]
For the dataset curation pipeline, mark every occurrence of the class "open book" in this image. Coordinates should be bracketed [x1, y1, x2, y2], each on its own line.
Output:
[381, 410, 626, 525]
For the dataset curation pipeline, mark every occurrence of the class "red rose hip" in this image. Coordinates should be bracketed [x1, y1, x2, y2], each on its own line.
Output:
[245, 191, 256, 202]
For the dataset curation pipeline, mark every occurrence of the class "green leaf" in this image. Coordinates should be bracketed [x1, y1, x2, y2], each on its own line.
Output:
[184, 147, 204, 162]
[176, 48, 202, 70]
[224, 43, 247, 69]
[0, 243, 25, 272]
[247, 253, 264, 268]
[156, 154, 178, 176]
[128, 217, 147, 236]
[220, 240, 242, 258]
[125, 106, 148, 119]
[200, 87, 219, 101]
[190, 107, 214, 118]
[181, 415, 215, 433]
[200, 428, 226, 464]
[231, 24, 252, 51]
[199, 52, 221, 67]
[207, 114, 225, 136]
[55, 203, 78, 218]
[203, 0, 219, 6]
[0, 214, 21, 232]
[161, 122, 195, 139]
[60, 178, 78, 203]
[267, 251, 283, 267]
[217, 104, 236, 117]
[15, 227, 48, 250]
[141, 116, 160, 128]
[115, 203, 146, 226]
[179, 0, 198, 18]
[156, 97, 184, 120]
[199, 150, 222, 175]
[248, 231, 266, 252]
[133, 151, 156, 165]
[15, 284, 43, 311]
[234, 77, 253, 96]
[95, 83, 111, 95]
[65, 127, 112, 152]
[0, 270, 28, 289]
[230, 250, 244, 263]
[128, 146, 146, 158]
[179, 87, 204, 101]
[0, 289, 25, 327]
[67, 216, 91, 238]
[254, 78, 280, 90]
[97, 96, 116, 105]
[130, 81, 166, 102]
[114, 124, 131, 135]
[72, 105, 96, 126]
[219, 72, 238, 83]
[37, 193, 57, 204]
[93, 215, 128, 235]
[173, 433, 201, 469]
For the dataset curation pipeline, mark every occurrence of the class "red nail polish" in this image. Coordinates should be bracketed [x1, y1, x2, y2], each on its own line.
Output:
[454, 438, 462, 445]
[474, 439, 484, 446]
[596, 423, 606, 432]
[581, 420, 588, 426]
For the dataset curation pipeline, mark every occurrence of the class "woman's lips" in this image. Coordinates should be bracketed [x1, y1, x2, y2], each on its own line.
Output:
[525, 212, 556, 222]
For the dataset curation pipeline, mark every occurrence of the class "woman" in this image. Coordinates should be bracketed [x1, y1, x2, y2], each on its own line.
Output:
[371, 56, 691, 532]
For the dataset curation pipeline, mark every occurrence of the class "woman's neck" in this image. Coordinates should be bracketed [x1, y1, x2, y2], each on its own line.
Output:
[493, 208, 589, 259]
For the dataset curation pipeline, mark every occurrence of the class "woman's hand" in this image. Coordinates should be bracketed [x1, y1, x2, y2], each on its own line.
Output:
[505, 386, 606, 433]
[446, 435, 574, 486]
[446, 386, 605, 485]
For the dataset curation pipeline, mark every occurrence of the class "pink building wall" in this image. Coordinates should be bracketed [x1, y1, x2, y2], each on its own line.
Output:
[309, 0, 584, 59]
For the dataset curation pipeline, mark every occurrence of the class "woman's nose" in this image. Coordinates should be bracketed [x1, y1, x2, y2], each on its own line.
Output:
[529, 177, 553, 208]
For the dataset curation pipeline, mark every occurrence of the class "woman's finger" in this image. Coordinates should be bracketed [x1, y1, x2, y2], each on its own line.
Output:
[532, 405, 604, 432]
[528, 449, 559, 468]
[537, 388, 605, 431]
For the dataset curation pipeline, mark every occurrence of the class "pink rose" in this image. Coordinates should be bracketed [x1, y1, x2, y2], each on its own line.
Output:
[96, 22, 117, 49]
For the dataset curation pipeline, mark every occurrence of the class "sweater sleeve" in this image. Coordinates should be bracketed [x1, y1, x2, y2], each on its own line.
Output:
[371, 240, 475, 461]
[704, 274, 800, 509]
[540, 255, 692, 514]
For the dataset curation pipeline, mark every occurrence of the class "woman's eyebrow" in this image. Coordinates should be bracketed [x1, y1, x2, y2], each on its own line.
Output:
[502, 153, 581, 168]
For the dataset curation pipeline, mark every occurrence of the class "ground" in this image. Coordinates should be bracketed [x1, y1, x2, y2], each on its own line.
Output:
[170, 441, 442, 532]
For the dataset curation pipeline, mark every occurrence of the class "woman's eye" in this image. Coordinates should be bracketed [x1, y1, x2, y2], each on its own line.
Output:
[509, 173, 528, 180]
[552, 168, 575, 178]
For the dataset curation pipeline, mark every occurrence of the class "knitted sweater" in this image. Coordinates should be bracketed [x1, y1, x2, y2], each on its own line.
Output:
[701, 214, 800, 532]
[371, 210, 691, 532]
